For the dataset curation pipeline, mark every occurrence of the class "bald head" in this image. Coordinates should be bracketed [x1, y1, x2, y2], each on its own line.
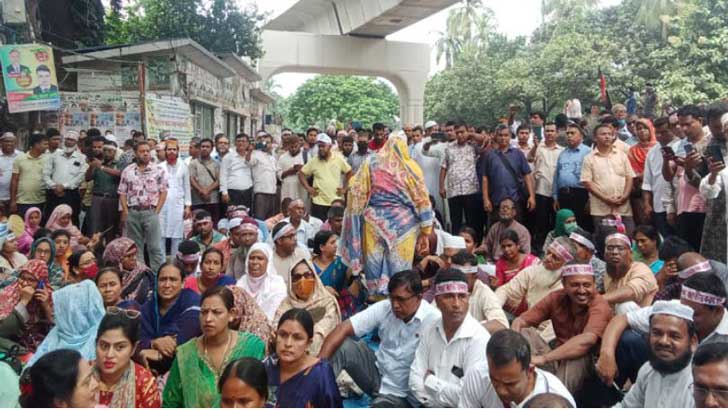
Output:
[677, 252, 708, 271]
[523, 393, 573, 408]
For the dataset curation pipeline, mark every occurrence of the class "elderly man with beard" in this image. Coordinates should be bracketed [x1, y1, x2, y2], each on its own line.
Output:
[213, 217, 259, 279]
[692, 342, 728, 408]
[614, 300, 698, 408]
[409, 269, 490, 407]
[482, 198, 532, 261]
[512, 262, 612, 394]
[602, 232, 657, 314]
[299, 134, 352, 221]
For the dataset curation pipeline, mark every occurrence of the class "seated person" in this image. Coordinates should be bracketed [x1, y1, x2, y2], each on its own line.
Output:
[541, 208, 578, 255]
[236, 242, 287, 321]
[602, 233, 657, 314]
[657, 251, 728, 301]
[282, 199, 317, 249]
[450, 251, 508, 333]
[183, 248, 235, 294]
[409, 269, 491, 407]
[460, 329, 574, 408]
[481, 198, 531, 261]
[318, 270, 440, 408]
[0, 260, 53, 351]
[270, 221, 312, 284]
[653, 237, 694, 300]
[191, 211, 225, 251]
[175, 239, 201, 278]
[213, 217, 259, 279]
[614, 301, 697, 408]
[512, 262, 612, 394]
[419, 233, 467, 300]
[568, 228, 606, 293]
[632, 225, 664, 274]
[493, 230, 539, 304]
[692, 342, 728, 408]
[320, 205, 344, 236]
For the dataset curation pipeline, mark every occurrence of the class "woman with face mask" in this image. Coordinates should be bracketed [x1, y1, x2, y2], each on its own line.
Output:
[29, 237, 64, 289]
[67, 250, 99, 285]
[235, 242, 286, 321]
[541, 208, 578, 255]
[273, 259, 340, 355]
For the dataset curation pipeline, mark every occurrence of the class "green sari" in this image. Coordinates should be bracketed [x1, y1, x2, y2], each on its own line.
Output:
[162, 331, 265, 408]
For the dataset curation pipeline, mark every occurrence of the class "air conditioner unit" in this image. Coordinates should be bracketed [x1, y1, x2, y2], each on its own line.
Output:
[2, 0, 28, 24]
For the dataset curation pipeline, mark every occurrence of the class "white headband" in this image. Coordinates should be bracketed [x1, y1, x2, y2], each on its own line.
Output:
[273, 223, 295, 242]
[569, 232, 595, 252]
[682, 285, 726, 307]
[451, 264, 478, 274]
[561, 264, 594, 277]
[548, 241, 574, 262]
[678, 261, 712, 279]
[434, 281, 469, 296]
[606, 233, 631, 248]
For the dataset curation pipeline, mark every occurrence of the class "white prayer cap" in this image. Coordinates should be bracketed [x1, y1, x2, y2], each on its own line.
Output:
[650, 300, 694, 322]
[105, 134, 117, 145]
[443, 233, 467, 250]
[217, 218, 230, 231]
[64, 130, 79, 140]
[227, 217, 242, 231]
[424, 120, 437, 130]
[316, 133, 332, 145]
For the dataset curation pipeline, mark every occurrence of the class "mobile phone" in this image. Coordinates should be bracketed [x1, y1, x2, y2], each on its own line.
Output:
[431, 132, 447, 142]
[684, 143, 694, 154]
[661, 146, 675, 157]
[36, 280, 45, 290]
[707, 144, 724, 164]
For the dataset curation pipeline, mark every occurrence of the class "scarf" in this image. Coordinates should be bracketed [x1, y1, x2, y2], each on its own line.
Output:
[227, 285, 272, 345]
[237, 243, 276, 296]
[29, 238, 64, 289]
[553, 208, 576, 237]
[0, 259, 49, 318]
[94, 362, 136, 408]
[45, 204, 83, 246]
[280, 259, 340, 323]
[17, 207, 41, 255]
[103, 238, 151, 299]
[628, 118, 657, 175]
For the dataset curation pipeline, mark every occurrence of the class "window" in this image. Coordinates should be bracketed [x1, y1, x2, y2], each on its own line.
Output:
[191, 102, 214, 139]
[224, 112, 239, 137]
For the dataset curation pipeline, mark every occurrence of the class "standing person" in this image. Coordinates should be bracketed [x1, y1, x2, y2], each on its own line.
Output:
[118, 141, 168, 273]
[0, 133, 21, 216]
[699, 103, 728, 263]
[298, 134, 352, 221]
[581, 124, 636, 237]
[412, 123, 445, 217]
[642, 117, 679, 237]
[46, 128, 62, 155]
[369, 123, 388, 152]
[348, 129, 371, 174]
[86, 136, 122, 242]
[439, 121, 481, 238]
[628, 118, 658, 225]
[189, 138, 221, 222]
[159, 139, 191, 260]
[276, 135, 308, 206]
[530, 122, 564, 250]
[482, 125, 536, 225]
[10, 132, 48, 217]
[340, 133, 433, 295]
[212, 133, 230, 162]
[42, 130, 87, 226]
[552, 123, 592, 231]
[246, 133, 278, 219]
[220, 133, 253, 210]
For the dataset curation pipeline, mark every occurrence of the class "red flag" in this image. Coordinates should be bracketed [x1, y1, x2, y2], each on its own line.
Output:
[598, 67, 607, 103]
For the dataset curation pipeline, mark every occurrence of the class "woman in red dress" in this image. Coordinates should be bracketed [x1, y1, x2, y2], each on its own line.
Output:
[494, 229, 539, 315]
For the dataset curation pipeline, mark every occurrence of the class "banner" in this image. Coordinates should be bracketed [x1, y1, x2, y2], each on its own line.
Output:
[0, 44, 61, 113]
[54, 92, 142, 140]
[145, 94, 194, 148]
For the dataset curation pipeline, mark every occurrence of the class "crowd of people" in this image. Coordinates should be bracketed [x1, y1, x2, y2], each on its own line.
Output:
[0, 99, 727, 408]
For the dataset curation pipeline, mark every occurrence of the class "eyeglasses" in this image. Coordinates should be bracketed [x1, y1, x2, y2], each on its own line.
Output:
[692, 383, 728, 403]
[106, 306, 141, 319]
[291, 271, 315, 282]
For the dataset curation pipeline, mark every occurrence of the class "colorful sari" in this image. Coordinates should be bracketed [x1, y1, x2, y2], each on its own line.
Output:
[45, 204, 84, 247]
[0, 260, 52, 350]
[162, 331, 265, 408]
[264, 357, 343, 408]
[103, 238, 155, 304]
[96, 362, 161, 408]
[340, 133, 434, 295]
[16, 207, 41, 255]
[628, 118, 657, 175]
[227, 285, 272, 346]
[313, 256, 366, 320]
[29, 238, 64, 289]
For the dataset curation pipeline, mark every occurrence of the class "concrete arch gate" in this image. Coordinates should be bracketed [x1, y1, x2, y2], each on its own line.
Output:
[259, 30, 431, 126]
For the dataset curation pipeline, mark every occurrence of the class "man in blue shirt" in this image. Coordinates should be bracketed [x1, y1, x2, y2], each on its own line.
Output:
[553, 123, 592, 231]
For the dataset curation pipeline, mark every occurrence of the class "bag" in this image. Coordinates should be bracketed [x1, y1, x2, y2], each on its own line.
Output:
[494, 151, 528, 201]
[0, 340, 27, 375]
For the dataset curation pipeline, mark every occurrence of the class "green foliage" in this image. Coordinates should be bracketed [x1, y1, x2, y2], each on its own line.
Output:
[426, 0, 728, 125]
[104, 0, 265, 60]
[282, 76, 399, 131]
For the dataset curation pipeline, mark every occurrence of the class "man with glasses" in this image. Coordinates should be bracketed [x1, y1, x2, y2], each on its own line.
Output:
[602, 233, 657, 314]
[693, 342, 728, 408]
[319, 270, 440, 407]
[552, 123, 592, 231]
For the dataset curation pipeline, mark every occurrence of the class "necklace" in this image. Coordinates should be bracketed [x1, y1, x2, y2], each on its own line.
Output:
[202, 331, 233, 374]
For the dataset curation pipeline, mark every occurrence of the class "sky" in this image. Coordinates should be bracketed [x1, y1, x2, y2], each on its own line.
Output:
[247, 0, 620, 96]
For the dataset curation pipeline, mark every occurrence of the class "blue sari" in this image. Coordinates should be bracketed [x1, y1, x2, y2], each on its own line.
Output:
[313, 256, 367, 320]
[264, 356, 343, 408]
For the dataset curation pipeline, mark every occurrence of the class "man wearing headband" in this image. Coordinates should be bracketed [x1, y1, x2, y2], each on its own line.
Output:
[175, 240, 201, 277]
[320, 270, 440, 408]
[410, 269, 490, 407]
[652, 237, 695, 301]
[692, 342, 728, 408]
[450, 252, 508, 332]
[214, 217, 259, 279]
[614, 301, 697, 408]
[159, 138, 192, 261]
[495, 237, 578, 341]
[568, 227, 607, 293]
[190, 210, 224, 252]
[42, 130, 87, 226]
[512, 261, 612, 394]
[603, 233, 657, 313]
[298, 133, 352, 221]
[656, 251, 728, 302]
[270, 221, 311, 284]
[282, 200, 315, 249]
[482, 198, 532, 261]
[597, 272, 728, 390]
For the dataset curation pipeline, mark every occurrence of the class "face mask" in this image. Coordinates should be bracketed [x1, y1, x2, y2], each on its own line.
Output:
[294, 277, 316, 299]
[81, 262, 98, 279]
[617, 119, 627, 127]
[564, 221, 578, 234]
[64, 146, 75, 154]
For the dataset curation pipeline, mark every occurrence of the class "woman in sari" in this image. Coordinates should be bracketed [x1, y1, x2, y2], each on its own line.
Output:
[227, 285, 272, 347]
[103, 238, 155, 305]
[26, 279, 106, 368]
[217, 357, 268, 408]
[541, 208, 578, 255]
[312, 230, 366, 319]
[20, 349, 99, 408]
[0, 260, 53, 351]
[274, 259, 340, 355]
[183, 248, 235, 294]
[632, 224, 664, 274]
[45, 204, 95, 247]
[264, 308, 342, 408]
[494, 229, 539, 315]
[162, 286, 265, 408]
[51, 229, 72, 278]
[139, 263, 201, 375]
[94, 312, 161, 408]
[29, 237, 65, 289]
[341, 131, 434, 295]
[65, 249, 99, 286]
[236, 242, 286, 321]
[95, 267, 140, 311]
[628, 118, 657, 225]
[16, 207, 41, 255]
[0, 223, 27, 285]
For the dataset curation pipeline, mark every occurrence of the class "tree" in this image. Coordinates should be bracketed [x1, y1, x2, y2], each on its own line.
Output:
[283, 76, 399, 131]
[104, 0, 266, 60]
[435, 0, 494, 68]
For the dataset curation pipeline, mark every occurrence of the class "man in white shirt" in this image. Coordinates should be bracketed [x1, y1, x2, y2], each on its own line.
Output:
[282, 199, 315, 249]
[451, 251, 508, 333]
[410, 269, 490, 407]
[643, 117, 680, 237]
[276, 135, 308, 205]
[246, 133, 278, 219]
[270, 221, 311, 283]
[0, 133, 21, 216]
[220, 133, 253, 210]
[319, 270, 440, 408]
[528, 122, 564, 250]
[460, 329, 574, 408]
[42, 130, 87, 226]
[614, 301, 697, 408]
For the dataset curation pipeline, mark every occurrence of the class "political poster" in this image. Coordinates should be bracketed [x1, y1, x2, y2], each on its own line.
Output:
[0, 44, 61, 113]
[144, 94, 194, 150]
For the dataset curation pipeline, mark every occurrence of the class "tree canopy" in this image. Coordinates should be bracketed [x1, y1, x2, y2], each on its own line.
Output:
[426, 0, 728, 126]
[281, 75, 400, 131]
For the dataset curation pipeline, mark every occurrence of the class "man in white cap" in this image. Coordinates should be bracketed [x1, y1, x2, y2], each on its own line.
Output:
[0, 132, 21, 216]
[298, 133, 352, 220]
[614, 300, 697, 408]
[513, 262, 612, 394]
[42, 130, 87, 225]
